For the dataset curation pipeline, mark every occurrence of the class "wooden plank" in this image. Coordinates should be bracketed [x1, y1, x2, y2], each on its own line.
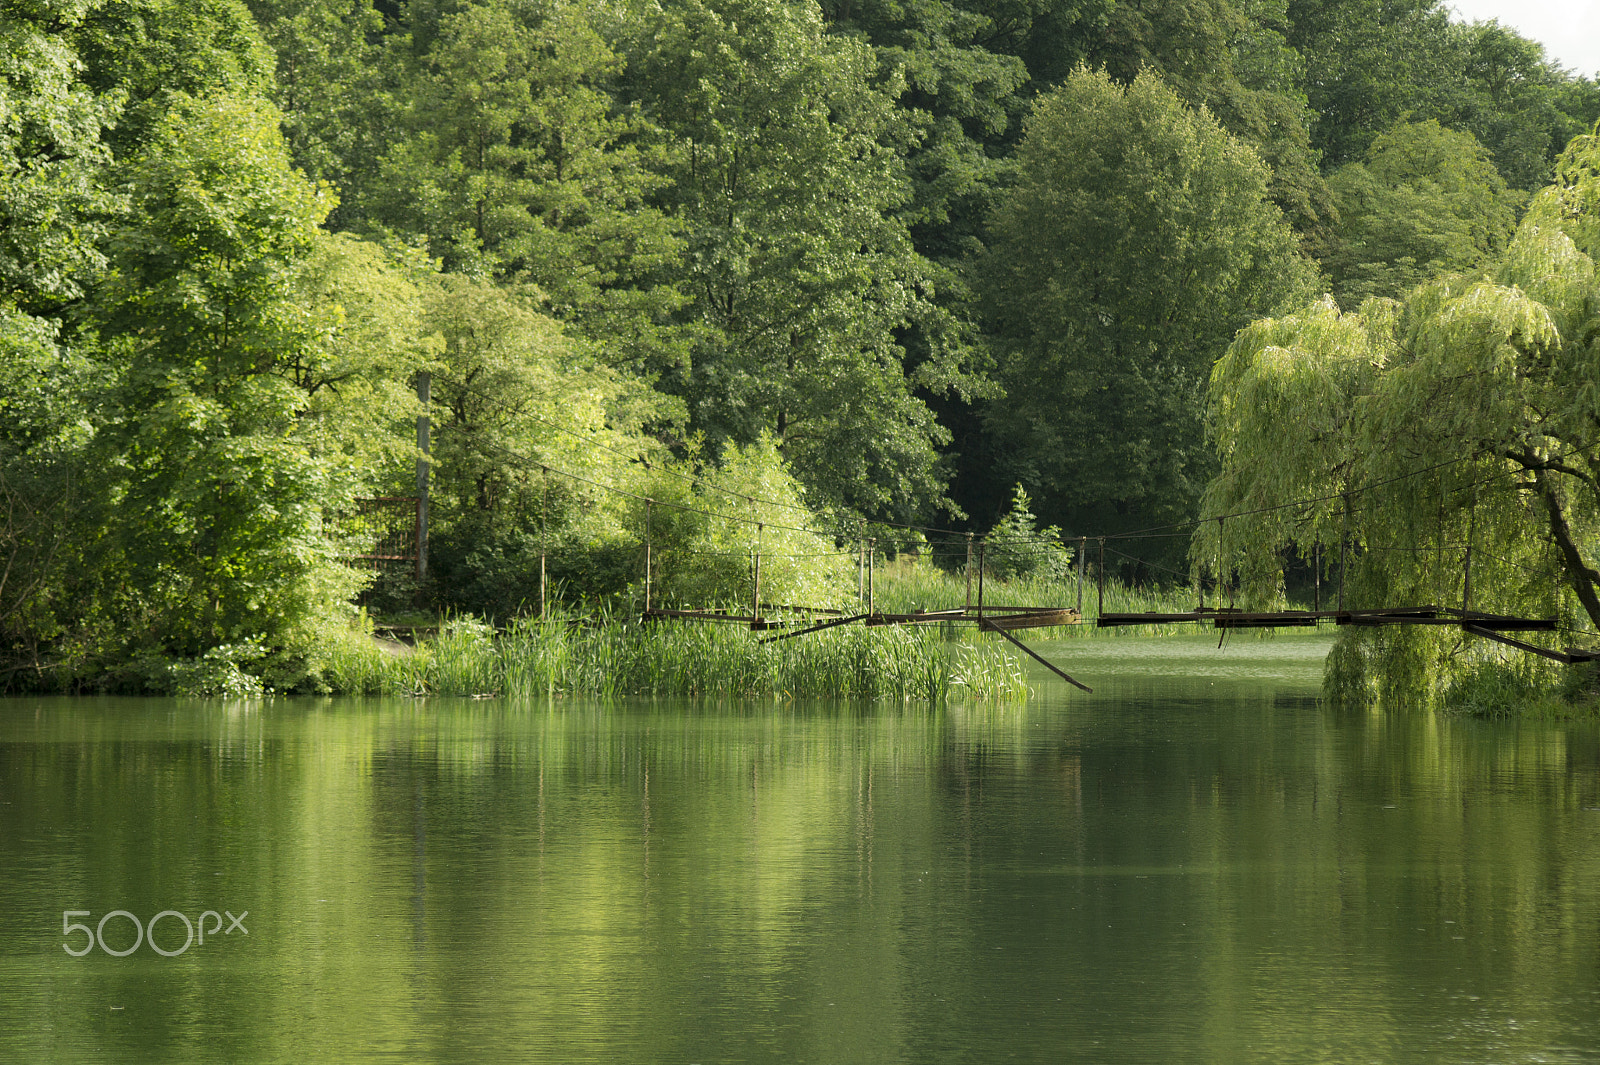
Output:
[970, 604, 1074, 612]
[979, 620, 1093, 693]
[1098, 612, 1208, 626]
[759, 602, 846, 616]
[982, 609, 1082, 631]
[644, 608, 761, 623]
[1216, 616, 1319, 628]
[1441, 608, 1559, 631]
[1339, 612, 1556, 630]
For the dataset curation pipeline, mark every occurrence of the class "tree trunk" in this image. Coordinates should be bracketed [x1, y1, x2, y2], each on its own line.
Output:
[1534, 469, 1600, 629]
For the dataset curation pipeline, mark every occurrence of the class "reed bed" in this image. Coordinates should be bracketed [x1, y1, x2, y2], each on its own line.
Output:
[323, 615, 1031, 701]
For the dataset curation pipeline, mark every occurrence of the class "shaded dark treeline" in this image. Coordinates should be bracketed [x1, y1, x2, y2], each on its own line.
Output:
[1, 0, 1596, 689]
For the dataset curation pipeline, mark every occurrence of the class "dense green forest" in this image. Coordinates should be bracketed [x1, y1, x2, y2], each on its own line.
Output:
[3, 0, 1598, 693]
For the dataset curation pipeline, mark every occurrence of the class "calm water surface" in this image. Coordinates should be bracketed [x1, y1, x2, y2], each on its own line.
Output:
[4, 632, 1600, 1063]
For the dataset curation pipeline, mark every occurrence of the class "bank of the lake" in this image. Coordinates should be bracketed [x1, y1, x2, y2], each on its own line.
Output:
[7, 631, 1600, 1063]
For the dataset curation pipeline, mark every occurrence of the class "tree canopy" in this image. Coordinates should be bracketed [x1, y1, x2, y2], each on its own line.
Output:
[7, 0, 1600, 691]
[1196, 125, 1600, 703]
[981, 67, 1316, 542]
[1324, 119, 1522, 307]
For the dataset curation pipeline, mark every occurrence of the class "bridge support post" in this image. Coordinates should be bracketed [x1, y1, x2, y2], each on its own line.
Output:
[1097, 537, 1105, 618]
[540, 466, 548, 620]
[966, 533, 974, 612]
[1077, 536, 1085, 617]
[753, 522, 763, 623]
[867, 537, 875, 615]
[977, 539, 986, 621]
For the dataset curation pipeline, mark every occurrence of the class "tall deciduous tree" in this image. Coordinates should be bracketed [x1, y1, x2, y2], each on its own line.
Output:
[981, 67, 1315, 541]
[371, 0, 684, 374]
[1089, 0, 1333, 240]
[417, 272, 672, 617]
[1445, 20, 1600, 191]
[1324, 119, 1521, 307]
[90, 93, 365, 655]
[241, 0, 390, 227]
[623, 0, 981, 520]
[0, 4, 116, 315]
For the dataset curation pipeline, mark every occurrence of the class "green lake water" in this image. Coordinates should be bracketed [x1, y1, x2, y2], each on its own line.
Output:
[4, 631, 1600, 1062]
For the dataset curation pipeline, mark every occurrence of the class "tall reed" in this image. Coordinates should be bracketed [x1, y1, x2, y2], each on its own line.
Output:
[321, 613, 1031, 701]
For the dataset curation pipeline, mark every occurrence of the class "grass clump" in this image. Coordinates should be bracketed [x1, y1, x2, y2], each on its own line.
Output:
[1444, 656, 1600, 718]
[322, 612, 1032, 702]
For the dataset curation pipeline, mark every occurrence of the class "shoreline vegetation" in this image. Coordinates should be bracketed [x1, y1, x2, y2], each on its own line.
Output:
[331, 563, 1214, 701]
[116, 562, 1600, 716]
[6, 2, 1599, 717]
[234, 566, 1205, 702]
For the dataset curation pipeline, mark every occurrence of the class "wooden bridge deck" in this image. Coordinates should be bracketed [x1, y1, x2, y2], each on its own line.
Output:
[640, 601, 1597, 693]
[1098, 605, 1555, 631]
[1098, 605, 1598, 664]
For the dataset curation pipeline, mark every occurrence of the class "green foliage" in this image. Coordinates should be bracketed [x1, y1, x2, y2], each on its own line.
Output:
[634, 434, 855, 610]
[1285, 0, 1459, 170]
[86, 93, 365, 655]
[623, 0, 977, 519]
[167, 639, 268, 696]
[70, 0, 276, 152]
[369, 0, 686, 372]
[1324, 120, 1522, 306]
[418, 271, 674, 618]
[0, 8, 116, 312]
[241, 0, 386, 223]
[0, 24, 437, 689]
[1446, 20, 1600, 191]
[982, 67, 1316, 544]
[1287, 0, 1600, 189]
[13, 0, 1600, 694]
[322, 611, 1028, 700]
[1089, 0, 1334, 239]
[1198, 123, 1600, 705]
[983, 484, 1072, 581]
[819, 0, 1035, 259]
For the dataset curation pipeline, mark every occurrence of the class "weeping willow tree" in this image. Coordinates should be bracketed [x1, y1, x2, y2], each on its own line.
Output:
[1194, 124, 1600, 706]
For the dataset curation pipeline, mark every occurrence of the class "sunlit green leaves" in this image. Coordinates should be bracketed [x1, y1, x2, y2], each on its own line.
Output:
[1324, 121, 1522, 307]
[1196, 126, 1600, 703]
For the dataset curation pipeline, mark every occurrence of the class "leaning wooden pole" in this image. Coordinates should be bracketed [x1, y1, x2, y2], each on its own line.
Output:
[981, 620, 1093, 693]
[644, 498, 653, 614]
